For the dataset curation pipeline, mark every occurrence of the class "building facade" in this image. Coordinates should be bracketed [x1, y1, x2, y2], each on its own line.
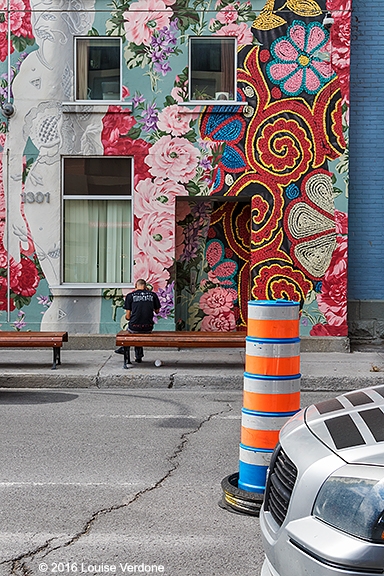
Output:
[0, 0, 350, 336]
[348, 0, 384, 344]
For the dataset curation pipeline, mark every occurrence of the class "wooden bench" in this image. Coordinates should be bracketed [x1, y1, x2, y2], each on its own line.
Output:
[116, 330, 246, 369]
[0, 331, 68, 370]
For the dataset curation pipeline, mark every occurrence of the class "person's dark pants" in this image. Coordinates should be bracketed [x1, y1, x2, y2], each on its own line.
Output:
[128, 329, 151, 362]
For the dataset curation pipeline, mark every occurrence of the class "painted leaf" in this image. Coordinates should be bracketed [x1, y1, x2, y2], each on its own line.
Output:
[252, 10, 287, 31]
[214, 260, 238, 279]
[214, 119, 244, 142]
[206, 113, 232, 136]
[221, 145, 246, 171]
[206, 240, 224, 267]
[286, 0, 322, 16]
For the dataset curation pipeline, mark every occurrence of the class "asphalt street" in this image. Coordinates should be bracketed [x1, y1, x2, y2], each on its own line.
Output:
[0, 387, 337, 576]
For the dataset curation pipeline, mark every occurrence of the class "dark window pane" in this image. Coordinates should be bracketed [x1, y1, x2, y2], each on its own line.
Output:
[64, 157, 132, 196]
[76, 38, 121, 101]
[190, 37, 235, 101]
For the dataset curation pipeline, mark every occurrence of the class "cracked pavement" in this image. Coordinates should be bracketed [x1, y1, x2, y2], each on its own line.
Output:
[0, 388, 263, 576]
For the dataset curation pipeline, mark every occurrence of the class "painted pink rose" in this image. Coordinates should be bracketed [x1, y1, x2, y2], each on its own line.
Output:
[317, 235, 348, 328]
[0, 277, 14, 311]
[145, 135, 199, 183]
[335, 209, 348, 235]
[10, 257, 40, 297]
[135, 177, 187, 219]
[310, 322, 348, 336]
[123, 0, 172, 46]
[135, 211, 175, 268]
[133, 253, 170, 292]
[0, 0, 33, 37]
[0, 0, 33, 60]
[157, 104, 193, 136]
[200, 286, 234, 316]
[327, 0, 351, 105]
[214, 22, 253, 44]
[201, 311, 236, 331]
[216, 4, 239, 24]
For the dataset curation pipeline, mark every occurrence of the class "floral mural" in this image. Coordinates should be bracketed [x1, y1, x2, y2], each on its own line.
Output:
[0, 0, 350, 336]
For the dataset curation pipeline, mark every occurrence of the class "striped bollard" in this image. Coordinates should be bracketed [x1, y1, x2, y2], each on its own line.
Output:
[221, 300, 300, 515]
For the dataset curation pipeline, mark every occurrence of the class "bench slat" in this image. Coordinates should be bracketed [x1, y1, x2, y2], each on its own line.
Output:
[0, 331, 68, 347]
[116, 330, 246, 348]
[0, 332, 68, 369]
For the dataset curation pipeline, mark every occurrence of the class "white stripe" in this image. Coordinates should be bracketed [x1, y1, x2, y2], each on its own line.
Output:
[243, 376, 301, 394]
[242, 411, 291, 430]
[246, 340, 300, 358]
[248, 305, 299, 321]
[239, 446, 272, 466]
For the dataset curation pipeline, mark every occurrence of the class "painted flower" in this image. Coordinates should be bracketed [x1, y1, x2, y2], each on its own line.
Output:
[101, 113, 151, 184]
[0, 277, 14, 311]
[214, 22, 253, 44]
[0, 0, 33, 61]
[135, 177, 187, 219]
[10, 257, 40, 297]
[135, 211, 175, 268]
[102, 107, 136, 147]
[123, 0, 172, 47]
[327, 0, 351, 106]
[216, 4, 239, 25]
[315, 235, 348, 332]
[133, 253, 170, 292]
[156, 281, 174, 319]
[145, 135, 199, 182]
[201, 311, 236, 331]
[267, 20, 334, 96]
[157, 104, 192, 137]
[335, 209, 348, 235]
[200, 286, 234, 316]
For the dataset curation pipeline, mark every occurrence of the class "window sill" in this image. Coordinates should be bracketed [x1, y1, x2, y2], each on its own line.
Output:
[50, 285, 134, 296]
[62, 101, 133, 113]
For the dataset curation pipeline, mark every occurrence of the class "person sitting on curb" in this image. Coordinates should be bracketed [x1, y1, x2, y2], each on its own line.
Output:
[115, 279, 161, 363]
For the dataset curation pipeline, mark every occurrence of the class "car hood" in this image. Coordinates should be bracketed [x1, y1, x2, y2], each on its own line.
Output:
[304, 385, 384, 466]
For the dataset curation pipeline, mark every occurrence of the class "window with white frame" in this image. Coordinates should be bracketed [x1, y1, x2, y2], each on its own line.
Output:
[189, 36, 236, 102]
[76, 37, 121, 101]
[63, 157, 132, 284]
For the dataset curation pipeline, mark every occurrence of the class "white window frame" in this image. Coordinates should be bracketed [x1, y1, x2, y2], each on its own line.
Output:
[188, 36, 238, 105]
[74, 36, 122, 103]
[61, 156, 134, 288]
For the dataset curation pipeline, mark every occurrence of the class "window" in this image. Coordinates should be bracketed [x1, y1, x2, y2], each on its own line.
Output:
[76, 37, 121, 101]
[63, 157, 132, 284]
[189, 37, 236, 102]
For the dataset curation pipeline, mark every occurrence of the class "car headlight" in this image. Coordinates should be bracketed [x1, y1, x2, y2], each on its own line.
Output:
[313, 470, 384, 543]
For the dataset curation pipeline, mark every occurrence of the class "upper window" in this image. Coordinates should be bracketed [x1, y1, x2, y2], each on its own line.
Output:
[189, 37, 236, 102]
[76, 37, 121, 101]
[63, 157, 132, 285]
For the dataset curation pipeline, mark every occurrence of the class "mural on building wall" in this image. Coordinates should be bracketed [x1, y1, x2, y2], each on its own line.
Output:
[0, 0, 350, 336]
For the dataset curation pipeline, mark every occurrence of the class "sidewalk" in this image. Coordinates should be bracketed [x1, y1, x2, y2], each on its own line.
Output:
[1, 345, 384, 391]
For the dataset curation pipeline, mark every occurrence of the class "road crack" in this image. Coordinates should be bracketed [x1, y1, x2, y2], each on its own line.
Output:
[5, 404, 233, 575]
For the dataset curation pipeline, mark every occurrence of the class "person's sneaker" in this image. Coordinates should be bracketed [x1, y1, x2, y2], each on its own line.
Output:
[135, 357, 142, 363]
[115, 347, 125, 355]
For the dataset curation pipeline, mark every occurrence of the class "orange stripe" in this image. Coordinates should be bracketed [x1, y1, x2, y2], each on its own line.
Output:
[243, 391, 300, 413]
[245, 355, 300, 376]
[248, 318, 299, 339]
[241, 427, 280, 450]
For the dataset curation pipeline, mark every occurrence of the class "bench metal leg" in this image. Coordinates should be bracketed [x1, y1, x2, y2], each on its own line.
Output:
[52, 347, 61, 370]
[123, 346, 132, 369]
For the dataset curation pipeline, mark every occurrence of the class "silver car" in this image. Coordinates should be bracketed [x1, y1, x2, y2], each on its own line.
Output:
[260, 385, 384, 576]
